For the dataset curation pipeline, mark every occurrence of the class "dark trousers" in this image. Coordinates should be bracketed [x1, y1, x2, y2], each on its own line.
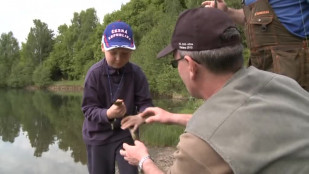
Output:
[86, 137, 138, 174]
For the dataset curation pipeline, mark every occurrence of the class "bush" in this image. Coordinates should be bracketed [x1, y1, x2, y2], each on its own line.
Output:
[32, 64, 52, 87]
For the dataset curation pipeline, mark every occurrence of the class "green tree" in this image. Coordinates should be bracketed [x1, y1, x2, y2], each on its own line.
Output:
[46, 8, 99, 81]
[0, 32, 20, 87]
[28, 19, 54, 86]
[7, 20, 54, 87]
[7, 43, 34, 87]
[32, 63, 52, 87]
[184, 0, 201, 8]
[68, 8, 99, 80]
[26, 19, 54, 66]
[47, 24, 73, 81]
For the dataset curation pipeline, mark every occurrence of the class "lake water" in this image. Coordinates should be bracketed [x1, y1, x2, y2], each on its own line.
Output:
[0, 89, 200, 174]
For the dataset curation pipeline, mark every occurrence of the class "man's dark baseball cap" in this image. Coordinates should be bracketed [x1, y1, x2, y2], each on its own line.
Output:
[157, 7, 240, 58]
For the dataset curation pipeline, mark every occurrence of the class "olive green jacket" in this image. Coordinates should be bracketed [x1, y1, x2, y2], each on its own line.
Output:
[185, 67, 309, 174]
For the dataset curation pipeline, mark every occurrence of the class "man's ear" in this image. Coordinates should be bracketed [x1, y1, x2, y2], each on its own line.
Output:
[186, 56, 198, 80]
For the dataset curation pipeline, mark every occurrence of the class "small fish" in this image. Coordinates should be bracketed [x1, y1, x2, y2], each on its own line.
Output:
[129, 128, 139, 141]
[111, 119, 116, 130]
[114, 100, 123, 106]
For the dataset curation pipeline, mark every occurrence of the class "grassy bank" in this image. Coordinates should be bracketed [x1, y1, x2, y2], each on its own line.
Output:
[51, 80, 84, 86]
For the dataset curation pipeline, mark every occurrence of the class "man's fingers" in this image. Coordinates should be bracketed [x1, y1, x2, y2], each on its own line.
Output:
[202, 0, 223, 8]
[121, 121, 132, 130]
[201, 1, 212, 6]
[122, 143, 131, 150]
[145, 116, 156, 123]
[119, 149, 125, 156]
[121, 116, 129, 124]
[205, 1, 214, 8]
[140, 108, 156, 118]
[121, 124, 127, 130]
[121, 118, 127, 124]
[134, 140, 142, 146]
[139, 110, 149, 118]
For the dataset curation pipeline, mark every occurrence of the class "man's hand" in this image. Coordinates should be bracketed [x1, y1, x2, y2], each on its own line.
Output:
[121, 140, 164, 173]
[139, 107, 192, 126]
[201, 0, 245, 25]
[121, 114, 145, 132]
[139, 107, 173, 124]
[120, 140, 149, 166]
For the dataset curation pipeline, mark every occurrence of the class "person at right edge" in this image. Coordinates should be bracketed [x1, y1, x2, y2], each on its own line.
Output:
[202, 0, 309, 91]
[119, 7, 309, 174]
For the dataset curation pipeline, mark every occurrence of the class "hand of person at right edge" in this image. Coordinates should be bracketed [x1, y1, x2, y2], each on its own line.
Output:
[201, 0, 228, 12]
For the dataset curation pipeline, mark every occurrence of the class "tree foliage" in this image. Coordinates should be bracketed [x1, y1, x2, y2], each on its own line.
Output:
[46, 8, 100, 81]
[0, 0, 246, 95]
[0, 32, 20, 87]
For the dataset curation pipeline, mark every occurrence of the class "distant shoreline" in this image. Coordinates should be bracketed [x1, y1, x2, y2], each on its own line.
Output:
[24, 85, 189, 100]
[47, 85, 84, 92]
[25, 85, 84, 92]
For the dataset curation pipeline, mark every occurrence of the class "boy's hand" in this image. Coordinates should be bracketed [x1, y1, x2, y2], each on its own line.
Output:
[107, 99, 127, 119]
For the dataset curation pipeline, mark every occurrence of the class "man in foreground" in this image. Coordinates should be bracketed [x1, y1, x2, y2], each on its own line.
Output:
[120, 7, 309, 174]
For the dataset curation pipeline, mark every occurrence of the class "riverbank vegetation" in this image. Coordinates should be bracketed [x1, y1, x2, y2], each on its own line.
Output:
[0, 0, 248, 96]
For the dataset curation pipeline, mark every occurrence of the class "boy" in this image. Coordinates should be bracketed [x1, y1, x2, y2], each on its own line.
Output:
[81, 21, 153, 174]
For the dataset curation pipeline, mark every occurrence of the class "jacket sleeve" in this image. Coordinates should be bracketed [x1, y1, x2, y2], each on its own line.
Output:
[81, 71, 110, 124]
[168, 133, 233, 174]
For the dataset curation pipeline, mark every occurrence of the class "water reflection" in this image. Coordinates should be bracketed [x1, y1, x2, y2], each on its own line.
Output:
[0, 129, 87, 174]
[0, 89, 201, 173]
[0, 89, 87, 174]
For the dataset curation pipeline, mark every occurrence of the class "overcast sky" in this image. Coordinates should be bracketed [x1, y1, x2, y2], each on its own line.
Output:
[0, 0, 130, 44]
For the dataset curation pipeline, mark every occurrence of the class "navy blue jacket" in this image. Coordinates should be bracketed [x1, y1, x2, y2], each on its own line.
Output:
[82, 58, 153, 145]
